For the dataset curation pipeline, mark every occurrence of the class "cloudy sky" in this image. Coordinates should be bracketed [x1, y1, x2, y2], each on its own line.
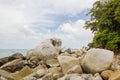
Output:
[0, 0, 96, 49]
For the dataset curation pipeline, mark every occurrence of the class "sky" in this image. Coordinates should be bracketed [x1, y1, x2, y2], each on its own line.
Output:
[0, 0, 96, 49]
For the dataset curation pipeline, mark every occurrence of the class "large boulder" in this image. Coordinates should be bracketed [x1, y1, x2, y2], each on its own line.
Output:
[57, 56, 82, 74]
[81, 48, 114, 74]
[26, 49, 43, 60]
[26, 38, 62, 68]
[34, 38, 61, 55]
[26, 49, 44, 68]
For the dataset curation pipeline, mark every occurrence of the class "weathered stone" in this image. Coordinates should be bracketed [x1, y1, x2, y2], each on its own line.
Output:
[75, 49, 85, 57]
[26, 38, 62, 68]
[60, 52, 71, 56]
[21, 72, 36, 80]
[61, 47, 71, 53]
[0, 76, 8, 80]
[71, 54, 77, 58]
[42, 73, 53, 80]
[21, 65, 47, 80]
[0, 69, 14, 80]
[33, 64, 46, 72]
[37, 78, 42, 80]
[81, 48, 114, 73]
[46, 59, 59, 67]
[80, 73, 103, 80]
[48, 67, 63, 80]
[57, 74, 71, 80]
[26, 50, 43, 68]
[58, 74, 103, 80]
[11, 66, 33, 80]
[81, 46, 90, 53]
[57, 76, 66, 80]
[111, 56, 120, 70]
[34, 38, 61, 56]
[109, 70, 120, 80]
[33, 68, 47, 78]
[57, 56, 82, 74]
[93, 73, 103, 80]
[70, 74, 84, 80]
[27, 57, 41, 68]
[26, 49, 43, 60]
[0, 59, 28, 72]
[11, 53, 24, 59]
[58, 73, 102, 80]
[67, 65, 83, 74]
[101, 70, 113, 80]
[21, 75, 37, 80]
[0, 53, 24, 67]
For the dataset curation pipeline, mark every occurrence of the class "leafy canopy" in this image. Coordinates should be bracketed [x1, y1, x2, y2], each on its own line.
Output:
[85, 0, 120, 53]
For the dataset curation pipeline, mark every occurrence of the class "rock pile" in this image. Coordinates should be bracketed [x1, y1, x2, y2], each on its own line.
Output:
[0, 38, 119, 80]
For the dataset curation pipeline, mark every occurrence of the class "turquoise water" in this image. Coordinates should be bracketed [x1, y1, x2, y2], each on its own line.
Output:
[0, 49, 28, 58]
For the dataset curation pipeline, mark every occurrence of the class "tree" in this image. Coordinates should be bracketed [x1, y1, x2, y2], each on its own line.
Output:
[85, 0, 120, 53]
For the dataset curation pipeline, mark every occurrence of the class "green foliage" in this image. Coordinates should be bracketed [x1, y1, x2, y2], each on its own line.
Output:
[85, 0, 120, 53]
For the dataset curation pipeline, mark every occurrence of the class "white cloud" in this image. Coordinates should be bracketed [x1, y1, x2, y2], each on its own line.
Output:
[0, 0, 96, 28]
[57, 20, 94, 48]
[45, 0, 95, 16]
[0, 0, 96, 49]
[32, 20, 94, 49]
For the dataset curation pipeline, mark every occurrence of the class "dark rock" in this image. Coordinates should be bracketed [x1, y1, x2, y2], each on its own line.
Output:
[11, 52, 24, 59]
[0, 52, 24, 67]
[27, 57, 41, 68]
[61, 47, 71, 54]
[0, 59, 28, 72]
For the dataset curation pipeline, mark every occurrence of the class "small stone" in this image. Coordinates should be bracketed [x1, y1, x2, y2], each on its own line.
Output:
[34, 68, 47, 78]
[46, 59, 59, 67]
[67, 65, 83, 74]
[109, 70, 120, 80]
[57, 56, 81, 74]
[48, 67, 63, 80]
[61, 47, 71, 53]
[42, 73, 53, 80]
[101, 70, 113, 80]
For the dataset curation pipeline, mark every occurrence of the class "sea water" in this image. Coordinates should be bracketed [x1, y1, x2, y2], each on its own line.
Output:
[0, 49, 77, 58]
[0, 49, 28, 58]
